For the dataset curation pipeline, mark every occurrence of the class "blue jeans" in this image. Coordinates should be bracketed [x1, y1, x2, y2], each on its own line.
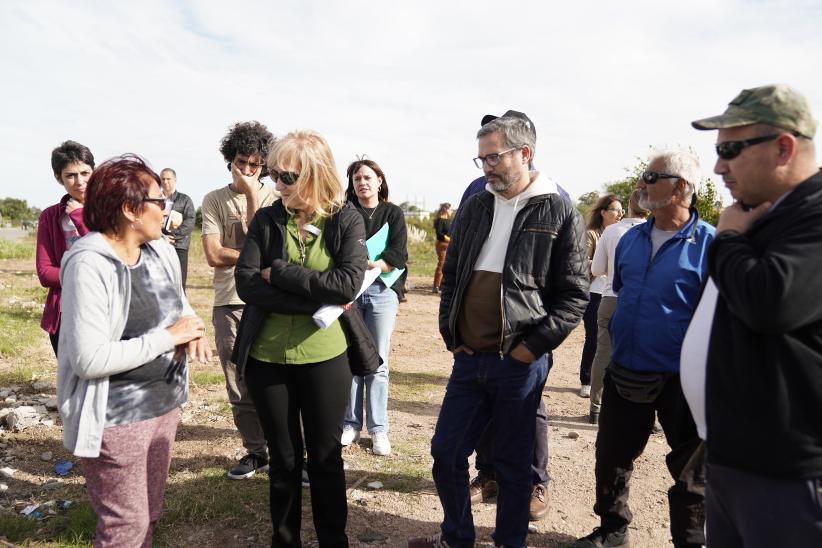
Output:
[431, 351, 550, 548]
[345, 282, 399, 433]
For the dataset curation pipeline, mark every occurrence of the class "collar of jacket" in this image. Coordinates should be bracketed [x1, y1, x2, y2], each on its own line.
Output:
[751, 170, 822, 229]
[639, 207, 701, 243]
[474, 187, 554, 212]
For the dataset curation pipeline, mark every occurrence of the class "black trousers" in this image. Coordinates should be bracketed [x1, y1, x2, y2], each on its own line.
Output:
[175, 248, 188, 291]
[245, 354, 352, 548]
[48, 325, 60, 358]
[706, 463, 822, 548]
[594, 370, 705, 547]
[475, 396, 550, 486]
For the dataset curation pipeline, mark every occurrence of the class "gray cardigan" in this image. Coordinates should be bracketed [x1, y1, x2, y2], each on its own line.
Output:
[56, 232, 194, 457]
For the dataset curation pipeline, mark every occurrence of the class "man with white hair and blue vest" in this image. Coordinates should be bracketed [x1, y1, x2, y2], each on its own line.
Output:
[573, 149, 713, 548]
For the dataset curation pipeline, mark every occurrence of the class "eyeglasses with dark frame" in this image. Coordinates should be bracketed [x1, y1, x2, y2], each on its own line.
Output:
[271, 170, 301, 186]
[715, 134, 780, 161]
[473, 147, 520, 169]
[143, 195, 171, 211]
[640, 171, 680, 185]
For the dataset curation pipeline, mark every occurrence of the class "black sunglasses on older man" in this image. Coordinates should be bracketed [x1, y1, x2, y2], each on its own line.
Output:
[640, 171, 680, 184]
[715, 134, 780, 161]
[270, 170, 300, 186]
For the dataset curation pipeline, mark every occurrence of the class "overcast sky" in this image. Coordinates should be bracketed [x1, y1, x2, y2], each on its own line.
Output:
[2, 0, 820, 212]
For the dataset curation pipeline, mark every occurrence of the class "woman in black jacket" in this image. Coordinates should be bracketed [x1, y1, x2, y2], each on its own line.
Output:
[233, 130, 368, 547]
[432, 202, 452, 293]
[341, 158, 408, 456]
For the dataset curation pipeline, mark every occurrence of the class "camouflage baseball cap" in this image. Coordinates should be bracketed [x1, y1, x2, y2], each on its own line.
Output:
[692, 84, 816, 138]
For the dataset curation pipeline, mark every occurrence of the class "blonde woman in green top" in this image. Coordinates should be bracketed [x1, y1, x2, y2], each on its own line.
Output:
[234, 130, 368, 547]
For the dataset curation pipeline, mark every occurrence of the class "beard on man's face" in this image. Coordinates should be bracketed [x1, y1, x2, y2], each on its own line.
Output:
[638, 188, 673, 211]
[487, 170, 520, 193]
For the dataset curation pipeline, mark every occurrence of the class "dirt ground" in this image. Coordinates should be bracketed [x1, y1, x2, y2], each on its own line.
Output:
[0, 257, 677, 547]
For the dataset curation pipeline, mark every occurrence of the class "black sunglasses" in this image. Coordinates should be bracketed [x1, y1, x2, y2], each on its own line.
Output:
[640, 171, 680, 184]
[715, 134, 779, 161]
[271, 170, 300, 186]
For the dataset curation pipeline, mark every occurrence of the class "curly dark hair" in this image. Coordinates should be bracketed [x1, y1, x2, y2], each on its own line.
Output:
[219, 121, 275, 174]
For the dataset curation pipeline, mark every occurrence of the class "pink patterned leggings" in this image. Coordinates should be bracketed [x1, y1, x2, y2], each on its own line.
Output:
[81, 408, 180, 548]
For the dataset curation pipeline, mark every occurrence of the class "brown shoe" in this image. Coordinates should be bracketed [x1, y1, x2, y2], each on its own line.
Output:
[529, 483, 549, 521]
[468, 474, 498, 504]
[407, 533, 451, 547]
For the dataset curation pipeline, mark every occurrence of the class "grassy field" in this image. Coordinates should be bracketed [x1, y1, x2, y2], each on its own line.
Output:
[0, 227, 440, 546]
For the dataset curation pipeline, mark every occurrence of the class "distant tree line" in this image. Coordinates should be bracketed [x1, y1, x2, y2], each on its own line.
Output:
[0, 198, 41, 226]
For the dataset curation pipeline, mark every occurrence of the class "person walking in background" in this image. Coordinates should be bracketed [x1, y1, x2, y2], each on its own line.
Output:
[36, 140, 95, 357]
[573, 149, 712, 548]
[588, 190, 648, 424]
[685, 84, 822, 547]
[342, 157, 408, 456]
[578, 194, 623, 399]
[233, 130, 372, 547]
[409, 115, 588, 548]
[159, 168, 195, 289]
[201, 121, 279, 480]
[57, 154, 210, 547]
[432, 202, 451, 293]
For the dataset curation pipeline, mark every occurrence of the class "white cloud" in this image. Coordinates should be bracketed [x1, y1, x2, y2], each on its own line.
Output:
[0, 0, 819, 212]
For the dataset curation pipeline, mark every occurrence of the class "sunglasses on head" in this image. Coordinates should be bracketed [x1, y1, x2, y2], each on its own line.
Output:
[640, 171, 680, 184]
[271, 170, 300, 186]
[715, 134, 780, 161]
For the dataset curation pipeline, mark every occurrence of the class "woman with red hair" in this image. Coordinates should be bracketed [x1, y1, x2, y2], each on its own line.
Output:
[57, 154, 210, 547]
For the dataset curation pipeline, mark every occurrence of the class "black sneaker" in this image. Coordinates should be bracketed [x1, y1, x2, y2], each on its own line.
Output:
[227, 454, 268, 480]
[571, 526, 629, 548]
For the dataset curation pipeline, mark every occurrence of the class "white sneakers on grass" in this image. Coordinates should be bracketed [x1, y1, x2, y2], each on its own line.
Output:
[371, 432, 391, 456]
[341, 425, 360, 446]
[341, 425, 391, 456]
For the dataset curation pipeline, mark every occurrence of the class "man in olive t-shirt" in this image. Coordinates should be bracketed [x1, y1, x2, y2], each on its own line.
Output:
[201, 121, 278, 480]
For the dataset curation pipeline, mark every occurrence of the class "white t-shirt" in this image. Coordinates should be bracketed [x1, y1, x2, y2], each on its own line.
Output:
[591, 218, 646, 297]
[680, 277, 719, 440]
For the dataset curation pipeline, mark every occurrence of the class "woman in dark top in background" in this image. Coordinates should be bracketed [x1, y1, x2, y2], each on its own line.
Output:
[432, 202, 452, 293]
[341, 158, 407, 456]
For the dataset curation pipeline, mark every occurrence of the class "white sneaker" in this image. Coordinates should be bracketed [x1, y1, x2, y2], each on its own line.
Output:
[371, 432, 391, 456]
[579, 385, 591, 398]
[341, 425, 360, 446]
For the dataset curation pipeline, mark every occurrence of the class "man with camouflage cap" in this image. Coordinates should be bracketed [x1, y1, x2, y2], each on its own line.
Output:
[682, 84, 822, 546]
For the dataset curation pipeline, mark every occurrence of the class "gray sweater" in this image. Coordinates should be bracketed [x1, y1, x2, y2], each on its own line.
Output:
[56, 232, 194, 457]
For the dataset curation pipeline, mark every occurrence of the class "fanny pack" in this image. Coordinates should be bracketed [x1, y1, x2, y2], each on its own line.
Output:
[607, 361, 672, 403]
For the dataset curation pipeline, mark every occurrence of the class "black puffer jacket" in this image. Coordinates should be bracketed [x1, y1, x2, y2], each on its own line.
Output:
[232, 201, 378, 376]
[439, 189, 589, 357]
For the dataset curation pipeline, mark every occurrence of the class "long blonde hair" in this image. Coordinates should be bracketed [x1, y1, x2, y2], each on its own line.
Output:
[267, 130, 343, 217]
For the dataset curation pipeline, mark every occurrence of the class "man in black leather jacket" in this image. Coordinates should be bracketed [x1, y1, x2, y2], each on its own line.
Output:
[410, 115, 588, 548]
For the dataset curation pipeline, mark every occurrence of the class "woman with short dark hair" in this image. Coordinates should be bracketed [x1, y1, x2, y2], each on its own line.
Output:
[57, 154, 210, 547]
[36, 140, 95, 356]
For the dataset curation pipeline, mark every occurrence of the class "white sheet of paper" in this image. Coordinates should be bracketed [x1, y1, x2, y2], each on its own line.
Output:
[312, 267, 381, 328]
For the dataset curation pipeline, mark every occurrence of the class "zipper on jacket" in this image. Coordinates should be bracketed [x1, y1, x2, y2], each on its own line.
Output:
[499, 284, 505, 359]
